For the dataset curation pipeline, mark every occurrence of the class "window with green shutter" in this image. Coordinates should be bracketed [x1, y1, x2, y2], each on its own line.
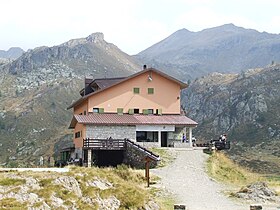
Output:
[128, 109, 134, 114]
[148, 88, 154, 94]
[133, 87, 140, 94]
[117, 108, 123, 115]
[142, 109, 148, 115]
[93, 108, 104, 113]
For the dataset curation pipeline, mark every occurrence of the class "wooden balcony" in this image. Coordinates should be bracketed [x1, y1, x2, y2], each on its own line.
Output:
[83, 138, 126, 150]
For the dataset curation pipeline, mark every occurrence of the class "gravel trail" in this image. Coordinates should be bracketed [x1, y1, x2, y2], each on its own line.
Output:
[151, 149, 247, 210]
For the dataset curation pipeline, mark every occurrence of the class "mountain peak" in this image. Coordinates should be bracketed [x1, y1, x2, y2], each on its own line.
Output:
[86, 32, 104, 43]
[62, 32, 105, 47]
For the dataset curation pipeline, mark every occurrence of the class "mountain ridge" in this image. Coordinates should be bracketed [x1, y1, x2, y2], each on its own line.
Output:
[0, 47, 24, 59]
[136, 23, 280, 80]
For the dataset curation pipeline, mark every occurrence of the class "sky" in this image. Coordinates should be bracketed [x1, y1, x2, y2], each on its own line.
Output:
[1, 0, 280, 55]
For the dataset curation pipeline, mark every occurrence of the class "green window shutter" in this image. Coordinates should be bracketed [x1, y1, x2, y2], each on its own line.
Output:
[148, 88, 154, 94]
[143, 109, 148, 115]
[133, 87, 140, 94]
[99, 108, 104, 113]
[128, 109, 134, 114]
[117, 108, 123, 115]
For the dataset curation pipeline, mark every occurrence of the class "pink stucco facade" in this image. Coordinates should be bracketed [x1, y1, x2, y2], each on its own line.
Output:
[87, 71, 181, 114]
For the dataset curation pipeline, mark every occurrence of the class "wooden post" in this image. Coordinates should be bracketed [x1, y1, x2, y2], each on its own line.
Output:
[87, 149, 92, 168]
[145, 157, 151, 187]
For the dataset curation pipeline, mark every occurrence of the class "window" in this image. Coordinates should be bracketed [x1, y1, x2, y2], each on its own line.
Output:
[93, 108, 104, 113]
[148, 88, 154, 94]
[156, 109, 162, 115]
[148, 109, 154, 114]
[134, 109, 139, 114]
[84, 111, 86, 115]
[133, 87, 140, 94]
[142, 109, 153, 114]
[136, 131, 158, 142]
[117, 108, 123, 115]
[142, 109, 148, 115]
[75, 131, 81, 138]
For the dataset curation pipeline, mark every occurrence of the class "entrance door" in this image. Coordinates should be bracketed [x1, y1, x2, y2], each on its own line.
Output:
[161, 132, 168, 147]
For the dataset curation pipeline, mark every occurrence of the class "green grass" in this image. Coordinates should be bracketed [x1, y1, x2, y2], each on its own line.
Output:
[149, 148, 175, 167]
[0, 198, 27, 210]
[0, 166, 170, 209]
[0, 178, 26, 186]
[207, 151, 261, 186]
[70, 165, 150, 209]
[207, 151, 280, 195]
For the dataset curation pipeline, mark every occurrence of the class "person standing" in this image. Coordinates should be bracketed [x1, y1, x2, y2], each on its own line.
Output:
[182, 133, 186, 143]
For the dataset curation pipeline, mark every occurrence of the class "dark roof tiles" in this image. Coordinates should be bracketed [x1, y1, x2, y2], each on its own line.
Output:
[71, 113, 197, 128]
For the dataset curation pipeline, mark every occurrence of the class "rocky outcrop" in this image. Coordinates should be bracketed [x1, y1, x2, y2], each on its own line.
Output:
[0, 168, 158, 209]
[234, 182, 279, 203]
[183, 65, 280, 143]
[183, 65, 280, 173]
[6, 32, 139, 76]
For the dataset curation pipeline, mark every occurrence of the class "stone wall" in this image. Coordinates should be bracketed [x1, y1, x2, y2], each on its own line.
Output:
[123, 142, 158, 169]
[136, 142, 159, 148]
[86, 125, 136, 140]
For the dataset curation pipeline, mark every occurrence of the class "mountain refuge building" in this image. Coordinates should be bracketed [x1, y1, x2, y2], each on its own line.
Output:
[67, 67, 197, 167]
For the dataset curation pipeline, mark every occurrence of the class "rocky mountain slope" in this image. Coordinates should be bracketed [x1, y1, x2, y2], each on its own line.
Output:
[182, 64, 280, 174]
[0, 47, 24, 59]
[0, 33, 140, 167]
[136, 24, 280, 80]
[0, 167, 161, 209]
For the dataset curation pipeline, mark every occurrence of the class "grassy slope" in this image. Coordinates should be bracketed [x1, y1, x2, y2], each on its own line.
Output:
[0, 165, 171, 209]
[0, 75, 82, 167]
[206, 151, 280, 195]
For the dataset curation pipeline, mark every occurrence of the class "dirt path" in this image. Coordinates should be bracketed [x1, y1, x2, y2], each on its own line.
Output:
[151, 149, 247, 210]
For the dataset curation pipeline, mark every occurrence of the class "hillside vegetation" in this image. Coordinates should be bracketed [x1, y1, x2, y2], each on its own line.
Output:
[207, 151, 280, 197]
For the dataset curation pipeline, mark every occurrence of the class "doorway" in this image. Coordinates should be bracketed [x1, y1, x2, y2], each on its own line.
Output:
[161, 132, 168, 147]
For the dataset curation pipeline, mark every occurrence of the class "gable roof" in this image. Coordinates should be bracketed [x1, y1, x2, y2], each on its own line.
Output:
[69, 113, 198, 128]
[68, 68, 188, 109]
[80, 77, 126, 96]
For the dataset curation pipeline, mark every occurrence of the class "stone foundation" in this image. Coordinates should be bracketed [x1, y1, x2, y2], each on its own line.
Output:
[123, 142, 158, 169]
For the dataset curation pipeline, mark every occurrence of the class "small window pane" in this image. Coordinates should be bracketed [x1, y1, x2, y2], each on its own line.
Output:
[133, 87, 140, 94]
[75, 131, 81, 138]
[93, 108, 99, 113]
[148, 88, 154, 94]
[148, 109, 153, 114]
[117, 108, 123, 114]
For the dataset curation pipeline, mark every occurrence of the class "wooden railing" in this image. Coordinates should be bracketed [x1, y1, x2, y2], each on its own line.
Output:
[83, 138, 160, 161]
[83, 138, 126, 150]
